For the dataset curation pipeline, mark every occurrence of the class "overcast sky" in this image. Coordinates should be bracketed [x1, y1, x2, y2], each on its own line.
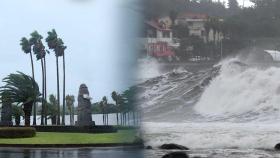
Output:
[0, 0, 140, 104]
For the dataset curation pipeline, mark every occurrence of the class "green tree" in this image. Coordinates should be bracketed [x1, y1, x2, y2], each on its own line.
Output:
[66, 95, 75, 125]
[111, 91, 119, 125]
[12, 105, 23, 126]
[48, 94, 58, 125]
[102, 96, 108, 125]
[0, 72, 40, 126]
[169, 10, 178, 26]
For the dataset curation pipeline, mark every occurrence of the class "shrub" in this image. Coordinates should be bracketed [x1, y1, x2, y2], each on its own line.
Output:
[0, 127, 36, 138]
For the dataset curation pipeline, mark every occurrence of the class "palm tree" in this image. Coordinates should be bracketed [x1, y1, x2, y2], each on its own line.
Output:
[20, 37, 37, 125]
[111, 91, 119, 125]
[46, 30, 67, 125]
[0, 72, 40, 126]
[102, 96, 108, 125]
[48, 94, 58, 125]
[30, 31, 46, 125]
[12, 104, 24, 126]
[66, 95, 75, 125]
[99, 101, 105, 125]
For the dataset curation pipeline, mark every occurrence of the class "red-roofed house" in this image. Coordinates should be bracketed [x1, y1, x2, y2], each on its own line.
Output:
[141, 20, 178, 59]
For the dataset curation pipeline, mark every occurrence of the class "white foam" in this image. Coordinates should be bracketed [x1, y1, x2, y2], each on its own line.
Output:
[142, 122, 280, 149]
[137, 57, 161, 82]
[195, 58, 280, 117]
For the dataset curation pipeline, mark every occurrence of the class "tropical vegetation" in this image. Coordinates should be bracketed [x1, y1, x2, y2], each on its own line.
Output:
[0, 72, 40, 126]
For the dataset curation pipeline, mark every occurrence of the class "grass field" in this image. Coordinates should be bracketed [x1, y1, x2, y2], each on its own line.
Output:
[0, 130, 137, 144]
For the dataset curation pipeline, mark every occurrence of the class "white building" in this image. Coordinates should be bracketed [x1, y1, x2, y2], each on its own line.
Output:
[159, 13, 223, 43]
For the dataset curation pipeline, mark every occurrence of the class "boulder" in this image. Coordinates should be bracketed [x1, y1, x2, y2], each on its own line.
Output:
[275, 143, 280, 150]
[146, 145, 153, 149]
[162, 152, 189, 158]
[160, 144, 189, 150]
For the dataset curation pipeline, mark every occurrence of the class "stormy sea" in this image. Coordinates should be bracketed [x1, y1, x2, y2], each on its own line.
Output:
[138, 57, 280, 158]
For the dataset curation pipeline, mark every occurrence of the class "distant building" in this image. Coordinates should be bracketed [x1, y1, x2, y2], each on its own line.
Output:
[158, 12, 223, 43]
[140, 20, 178, 59]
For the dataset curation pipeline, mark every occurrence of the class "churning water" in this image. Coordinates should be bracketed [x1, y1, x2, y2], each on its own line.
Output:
[138, 57, 280, 157]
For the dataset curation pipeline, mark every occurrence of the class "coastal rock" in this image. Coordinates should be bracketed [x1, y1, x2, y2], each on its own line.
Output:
[146, 145, 153, 149]
[275, 143, 280, 150]
[160, 144, 189, 150]
[162, 151, 189, 158]
[76, 84, 95, 126]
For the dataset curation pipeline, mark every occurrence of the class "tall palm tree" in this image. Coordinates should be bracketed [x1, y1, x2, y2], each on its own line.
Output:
[46, 30, 67, 125]
[0, 72, 40, 126]
[30, 31, 46, 125]
[20, 37, 37, 125]
[111, 91, 119, 125]
[66, 95, 75, 125]
[56, 38, 66, 125]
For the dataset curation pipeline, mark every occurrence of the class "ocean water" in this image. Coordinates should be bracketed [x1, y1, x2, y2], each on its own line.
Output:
[138, 57, 280, 157]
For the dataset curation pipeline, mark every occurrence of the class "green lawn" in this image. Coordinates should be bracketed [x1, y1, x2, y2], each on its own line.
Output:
[0, 130, 137, 144]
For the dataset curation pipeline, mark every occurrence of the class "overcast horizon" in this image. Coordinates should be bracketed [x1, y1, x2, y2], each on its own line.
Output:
[0, 0, 140, 104]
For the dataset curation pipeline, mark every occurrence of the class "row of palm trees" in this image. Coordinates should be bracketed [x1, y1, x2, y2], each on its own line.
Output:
[99, 90, 140, 126]
[20, 29, 67, 125]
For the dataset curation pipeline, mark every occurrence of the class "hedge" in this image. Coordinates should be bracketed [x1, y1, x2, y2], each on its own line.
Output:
[0, 127, 36, 138]
[32, 125, 117, 133]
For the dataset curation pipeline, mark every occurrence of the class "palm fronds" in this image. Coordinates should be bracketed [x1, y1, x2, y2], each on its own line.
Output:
[0, 72, 41, 105]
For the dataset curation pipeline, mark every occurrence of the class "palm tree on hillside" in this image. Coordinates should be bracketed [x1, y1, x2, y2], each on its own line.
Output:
[0, 72, 41, 126]
[20, 37, 37, 125]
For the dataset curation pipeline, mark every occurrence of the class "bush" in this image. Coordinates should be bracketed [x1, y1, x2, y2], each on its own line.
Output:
[0, 127, 36, 138]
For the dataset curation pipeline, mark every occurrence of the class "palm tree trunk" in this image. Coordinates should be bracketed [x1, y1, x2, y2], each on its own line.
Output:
[133, 111, 136, 126]
[62, 54, 66, 125]
[40, 59, 45, 125]
[44, 57, 47, 125]
[69, 107, 72, 125]
[30, 52, 37, 126]
[56, 56, 61, 125]
[23, 102, 33, 127]
[116, 113, 118, 125]
[71, 104, 74, 125]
